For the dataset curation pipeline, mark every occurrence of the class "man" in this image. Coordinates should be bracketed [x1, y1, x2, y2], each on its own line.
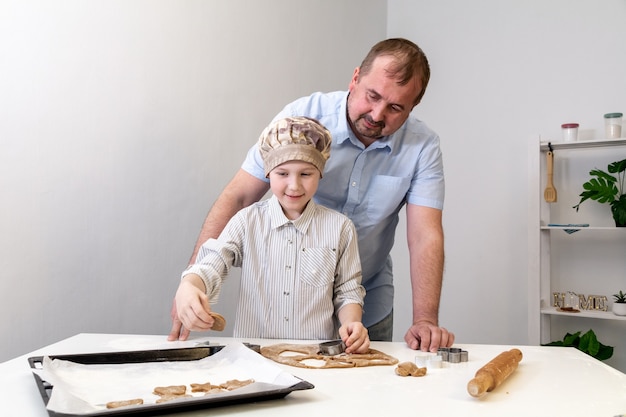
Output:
[169, 38, 454, 352]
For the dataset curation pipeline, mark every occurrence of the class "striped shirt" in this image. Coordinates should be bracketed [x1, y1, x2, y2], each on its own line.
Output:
[183, 195, 365, 340]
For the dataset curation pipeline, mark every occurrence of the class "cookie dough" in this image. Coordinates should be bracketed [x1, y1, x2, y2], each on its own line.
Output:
[260, 343, 398, 369]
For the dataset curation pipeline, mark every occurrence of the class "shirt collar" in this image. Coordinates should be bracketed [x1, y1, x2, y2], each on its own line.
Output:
[268, 194, 316, 234]
[335, 92, 352, 145]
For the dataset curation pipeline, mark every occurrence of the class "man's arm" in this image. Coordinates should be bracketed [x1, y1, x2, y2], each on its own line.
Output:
[403, 203, 454, 351]
[168, 169, 269, 341]
[188, 169, 270, 264]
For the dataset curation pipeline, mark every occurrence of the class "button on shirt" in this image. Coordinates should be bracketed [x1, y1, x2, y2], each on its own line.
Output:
[183, 195, 365, 340]
[241, 91, 445, 327]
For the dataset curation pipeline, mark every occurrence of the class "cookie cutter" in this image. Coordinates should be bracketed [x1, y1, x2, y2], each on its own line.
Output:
[436, 347, 468, 363]
[319, 339, 346, 356]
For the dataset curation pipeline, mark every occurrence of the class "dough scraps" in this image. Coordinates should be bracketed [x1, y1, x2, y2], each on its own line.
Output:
[260, 343, 398, 369]
[395, 361, 427, 377]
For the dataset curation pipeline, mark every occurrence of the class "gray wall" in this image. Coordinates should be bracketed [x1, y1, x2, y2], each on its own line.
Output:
[0, 0, 386, 360]
[2, 0, 625, 372]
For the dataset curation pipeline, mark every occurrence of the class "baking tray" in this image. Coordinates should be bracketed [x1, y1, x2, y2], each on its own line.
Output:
[28, 345, 314, 417]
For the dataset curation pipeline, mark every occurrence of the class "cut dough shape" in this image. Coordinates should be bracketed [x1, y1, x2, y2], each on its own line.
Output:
[106, 398, 143, 409]
[210, 312, 226, 331]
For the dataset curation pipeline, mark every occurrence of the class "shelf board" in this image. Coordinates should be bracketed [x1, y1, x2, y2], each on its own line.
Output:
[540, 138, 626, 151]
[541, 307, 626, 321]
[540, 226, 626, 231]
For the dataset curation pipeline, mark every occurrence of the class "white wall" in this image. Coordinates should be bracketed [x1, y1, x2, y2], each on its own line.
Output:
[388, 0, 626, 371]
[0, 0, 386, 361]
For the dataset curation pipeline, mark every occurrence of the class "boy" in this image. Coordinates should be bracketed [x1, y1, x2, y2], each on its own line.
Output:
[174, 117, 369, 353]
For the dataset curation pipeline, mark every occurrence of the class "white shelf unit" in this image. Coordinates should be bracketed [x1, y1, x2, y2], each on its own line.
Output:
[540, 306, 626, 321]
[528, 137, 626, 345]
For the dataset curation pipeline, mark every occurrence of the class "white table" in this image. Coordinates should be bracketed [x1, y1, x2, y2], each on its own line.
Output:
[1, 333, 625, 416]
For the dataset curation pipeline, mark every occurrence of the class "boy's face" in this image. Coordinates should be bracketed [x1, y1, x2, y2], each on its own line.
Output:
[268, 160, 321, 220]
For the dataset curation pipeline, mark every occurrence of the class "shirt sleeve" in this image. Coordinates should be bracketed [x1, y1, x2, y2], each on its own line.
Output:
[406, 132, 445, 210]
[332, 218, 366, 311]
[240, 143, 268, 182]
[181, 213, 246, 303]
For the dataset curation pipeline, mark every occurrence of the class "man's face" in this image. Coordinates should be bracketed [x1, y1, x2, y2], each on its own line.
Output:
[347, 55, 422, 146]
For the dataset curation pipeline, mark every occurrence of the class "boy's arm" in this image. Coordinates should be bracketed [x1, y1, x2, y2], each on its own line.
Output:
[337, 303, 370, 354]
[333, 219, 369, 353]
[337, 302, 362, 323]
[169, 169, 268, 341]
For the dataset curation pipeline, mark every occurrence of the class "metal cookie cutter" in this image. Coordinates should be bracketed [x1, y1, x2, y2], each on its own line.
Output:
[319, 339, 346, 356]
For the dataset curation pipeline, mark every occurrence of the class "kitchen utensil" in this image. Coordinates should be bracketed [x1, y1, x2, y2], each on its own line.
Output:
[319, 340, 346, 356]
[467, 348, 523, 398]
[544, 151, 557, 202]
[28, 346, 314, 416]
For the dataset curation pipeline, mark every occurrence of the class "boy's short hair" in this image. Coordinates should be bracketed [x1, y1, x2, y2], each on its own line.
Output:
[258, 117, 332, 178]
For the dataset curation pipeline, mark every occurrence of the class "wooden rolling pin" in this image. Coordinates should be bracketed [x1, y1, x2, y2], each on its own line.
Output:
[467, 348, 523, 398]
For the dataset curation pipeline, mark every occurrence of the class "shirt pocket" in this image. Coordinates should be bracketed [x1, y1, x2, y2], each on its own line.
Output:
[366, 175, 411, 220]
[299, 247, 337, 288]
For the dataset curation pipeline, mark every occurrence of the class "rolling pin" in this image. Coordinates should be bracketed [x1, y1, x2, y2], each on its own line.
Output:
[467, 348, 523, 398]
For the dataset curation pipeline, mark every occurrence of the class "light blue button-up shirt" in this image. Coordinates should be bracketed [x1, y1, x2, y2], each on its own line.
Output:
[242, 91, 444, 327]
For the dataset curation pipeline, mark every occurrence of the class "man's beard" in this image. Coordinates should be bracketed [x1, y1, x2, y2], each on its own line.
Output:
[353, 114, 385, 140]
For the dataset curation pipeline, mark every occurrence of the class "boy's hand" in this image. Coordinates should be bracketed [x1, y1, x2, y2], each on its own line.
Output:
[174, 277, 214, 332]
[167, 300, 191, 341]
[339, 322, 370, 354]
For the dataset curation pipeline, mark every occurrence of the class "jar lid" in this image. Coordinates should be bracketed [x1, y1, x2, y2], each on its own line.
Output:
[561, 123, 579, 128]
[604, 112, 623, 118]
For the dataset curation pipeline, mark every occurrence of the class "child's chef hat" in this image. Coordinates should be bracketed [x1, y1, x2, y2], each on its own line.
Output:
[258, 116, 332, 178]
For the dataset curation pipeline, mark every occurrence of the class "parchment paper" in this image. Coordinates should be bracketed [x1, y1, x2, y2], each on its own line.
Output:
[33, 342, 302, 414]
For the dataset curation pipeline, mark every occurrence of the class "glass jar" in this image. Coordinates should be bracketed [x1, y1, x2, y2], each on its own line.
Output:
[561, 123, 579, 142]
[604, 112, 623, 139]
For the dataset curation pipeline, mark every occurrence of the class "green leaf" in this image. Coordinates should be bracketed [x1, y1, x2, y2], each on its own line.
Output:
[595, 344, 614, 361]
[562, 331, 580, 347]
[588, 169, 617, 184]
[607, 158, 626, 174]
[611, 194, 626, 226]
[579, 330, 599, 356]
[543, 329, 613, 361]
[573, 160, 625, 211]
[580, 178, 618, 203]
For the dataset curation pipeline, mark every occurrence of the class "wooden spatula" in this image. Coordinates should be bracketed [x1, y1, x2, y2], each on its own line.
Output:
[544, 151, 557, 203]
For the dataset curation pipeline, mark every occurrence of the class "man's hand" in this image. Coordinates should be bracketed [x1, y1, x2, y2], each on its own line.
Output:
[404, 321, 454, 352]
[167, 299, 191, 341]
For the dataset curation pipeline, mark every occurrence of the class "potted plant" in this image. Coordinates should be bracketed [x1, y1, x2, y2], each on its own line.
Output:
[572, 158, 626, 227]
[543, 329, 613, 361]
[613, 290, 626, 316]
